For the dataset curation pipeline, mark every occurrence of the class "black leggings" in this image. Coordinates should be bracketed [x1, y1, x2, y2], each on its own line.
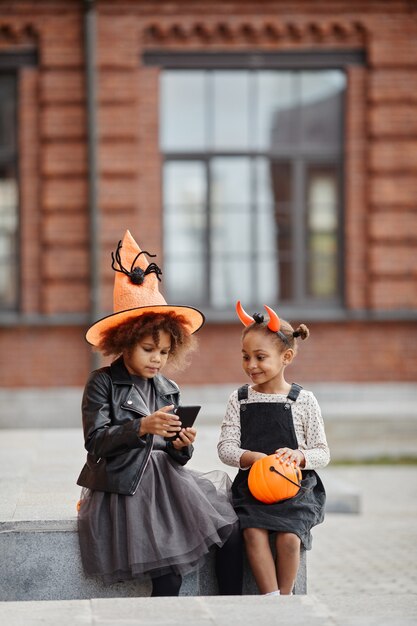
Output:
[151, 572, 183, 597]
[215, 523, 243, 595]
[151, 524, 243, 597]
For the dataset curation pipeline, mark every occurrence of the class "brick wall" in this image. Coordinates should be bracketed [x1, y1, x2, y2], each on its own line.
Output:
[0, 0, 416, 387]
[171, 320, 417, 386]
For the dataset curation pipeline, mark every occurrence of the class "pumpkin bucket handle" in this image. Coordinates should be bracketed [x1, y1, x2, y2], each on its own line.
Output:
[269, 465, 306, 490]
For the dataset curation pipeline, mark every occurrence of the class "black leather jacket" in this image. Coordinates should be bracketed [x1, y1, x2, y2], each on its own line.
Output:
[77, 356, 193, 495]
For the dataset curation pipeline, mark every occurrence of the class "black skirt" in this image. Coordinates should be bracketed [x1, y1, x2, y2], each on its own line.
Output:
[232, 468, 326, 550]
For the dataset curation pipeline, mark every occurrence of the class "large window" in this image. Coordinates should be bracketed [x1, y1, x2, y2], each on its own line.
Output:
[0, 74, 18, 310]
[160, 66, 345, 310]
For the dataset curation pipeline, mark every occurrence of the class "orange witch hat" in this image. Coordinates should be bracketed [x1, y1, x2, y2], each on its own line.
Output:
[85, 230, 205, 346]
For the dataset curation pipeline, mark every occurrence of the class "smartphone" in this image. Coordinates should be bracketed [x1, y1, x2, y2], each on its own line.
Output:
[164, 405, 201, 441]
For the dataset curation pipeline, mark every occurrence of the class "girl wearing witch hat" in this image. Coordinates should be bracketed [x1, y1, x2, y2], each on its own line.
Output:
[77, 230, 242, 596]
[218, 302, 329, 596]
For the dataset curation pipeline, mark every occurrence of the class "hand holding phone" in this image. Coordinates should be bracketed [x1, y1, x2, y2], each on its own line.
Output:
[164, 405, 201, 441]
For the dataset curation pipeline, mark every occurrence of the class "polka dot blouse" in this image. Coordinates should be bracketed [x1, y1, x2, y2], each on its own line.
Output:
[217, 386, 330, 471]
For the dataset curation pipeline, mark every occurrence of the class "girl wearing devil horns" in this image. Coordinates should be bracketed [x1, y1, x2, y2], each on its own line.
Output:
[218, 302, 330, 596]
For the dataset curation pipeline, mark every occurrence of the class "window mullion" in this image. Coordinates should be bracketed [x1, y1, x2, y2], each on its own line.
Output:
[250, 155, 257, 303]
[250, 71, 257, 303]
[292, 158, 305, 303]
[206, 157, 211, 306]
[206, 71, 212, 306]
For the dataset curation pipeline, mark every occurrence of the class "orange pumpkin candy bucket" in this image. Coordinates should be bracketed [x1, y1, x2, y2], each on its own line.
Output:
[248, 454, 303, 504]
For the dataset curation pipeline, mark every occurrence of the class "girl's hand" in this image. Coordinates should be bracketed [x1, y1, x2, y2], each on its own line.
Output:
[240, 450, 267, 468]
[275, 447, 305, 468]
[172, 427, 196, 450]
[139, 405, 181, 438]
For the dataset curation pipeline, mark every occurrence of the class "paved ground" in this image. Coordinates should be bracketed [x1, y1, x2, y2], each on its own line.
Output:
[1, 593, 416, 626]
[0, 427, 416, 624]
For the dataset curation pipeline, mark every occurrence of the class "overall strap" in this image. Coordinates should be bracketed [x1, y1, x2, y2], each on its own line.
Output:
[286, 383, 303, 402]
[237, 384, 249, 401]
[239, 383, 302, 402]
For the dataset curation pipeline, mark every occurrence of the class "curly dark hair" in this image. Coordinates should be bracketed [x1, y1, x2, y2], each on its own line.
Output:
[97, 311, 197, 370]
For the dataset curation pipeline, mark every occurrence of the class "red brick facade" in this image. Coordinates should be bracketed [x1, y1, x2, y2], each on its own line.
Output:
[1, 0, 416, 387]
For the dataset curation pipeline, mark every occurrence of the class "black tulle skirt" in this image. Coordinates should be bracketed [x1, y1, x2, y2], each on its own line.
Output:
[77, 450, 238, 584]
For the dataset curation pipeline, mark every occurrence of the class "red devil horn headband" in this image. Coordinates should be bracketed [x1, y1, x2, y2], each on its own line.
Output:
[264, 305, 281, 332]
[236, 301, 291, 347]
[236, 300, 255, 326]
[236, 300, 281, 333]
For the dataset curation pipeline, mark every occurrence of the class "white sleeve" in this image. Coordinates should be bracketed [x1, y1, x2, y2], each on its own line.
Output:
[217, 391, 249, 469]
[296, 392, 330, 470]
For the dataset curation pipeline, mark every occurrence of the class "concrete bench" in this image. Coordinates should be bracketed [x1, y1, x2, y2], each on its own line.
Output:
[0, 430, 361, 601]
[0, 518, 306, 600]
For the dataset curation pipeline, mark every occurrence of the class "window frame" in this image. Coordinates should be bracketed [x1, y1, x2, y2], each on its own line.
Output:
[147, 50, 364, 318]
[0, 71, 19, 311]
[0, 50, 37, 315]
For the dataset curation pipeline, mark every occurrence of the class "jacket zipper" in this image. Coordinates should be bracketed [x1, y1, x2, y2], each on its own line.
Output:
[122, 385, 154, 495]
[123, 387, 178, 495]
[131, 393, 177, 494]
[131, 441, 153, 495]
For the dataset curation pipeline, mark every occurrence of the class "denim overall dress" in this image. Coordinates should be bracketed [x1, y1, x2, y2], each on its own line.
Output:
[231, 383, 326, 550]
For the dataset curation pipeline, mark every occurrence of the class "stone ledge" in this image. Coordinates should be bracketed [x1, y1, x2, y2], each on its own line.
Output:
[0, 525, 307, 601]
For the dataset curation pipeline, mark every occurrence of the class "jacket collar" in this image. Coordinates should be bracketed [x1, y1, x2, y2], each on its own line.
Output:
[109, 355, 180, 398]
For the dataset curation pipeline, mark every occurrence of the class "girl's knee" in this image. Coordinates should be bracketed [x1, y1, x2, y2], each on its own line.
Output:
[276, 532, 301, 555]
[243, 527, 267, 546]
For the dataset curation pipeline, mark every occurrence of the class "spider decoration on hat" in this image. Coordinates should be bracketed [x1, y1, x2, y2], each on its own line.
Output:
[111, 240, 162, 286]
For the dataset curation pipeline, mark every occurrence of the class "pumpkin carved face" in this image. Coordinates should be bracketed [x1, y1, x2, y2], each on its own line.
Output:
[248, 454, 302, 504]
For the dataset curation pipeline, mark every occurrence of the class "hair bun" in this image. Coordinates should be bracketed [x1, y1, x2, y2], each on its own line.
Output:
[252, 313, 264, 324]
[293, 324, 309, 340]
